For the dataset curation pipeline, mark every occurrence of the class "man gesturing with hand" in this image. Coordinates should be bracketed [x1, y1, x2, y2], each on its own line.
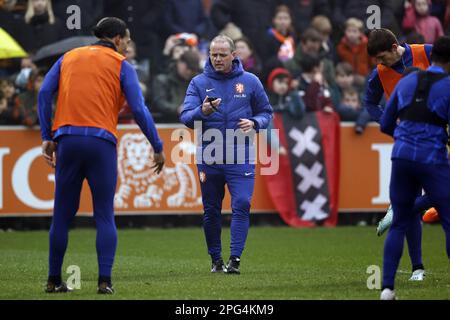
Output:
[38, 17, 165, 295]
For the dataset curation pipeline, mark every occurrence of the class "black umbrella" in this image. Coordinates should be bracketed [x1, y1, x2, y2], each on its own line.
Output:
[33, 36, 98, 65]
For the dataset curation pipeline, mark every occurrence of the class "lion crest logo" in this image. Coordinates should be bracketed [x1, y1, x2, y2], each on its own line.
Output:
[199, 172, 206, 183]
[235, 83, 245, 94]
[114, 133, 202, 209]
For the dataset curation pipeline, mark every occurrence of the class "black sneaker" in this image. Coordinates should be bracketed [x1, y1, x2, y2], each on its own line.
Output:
[97, 282, 115, 294]
[226, 257, 241, 274]
[45, 282, 73, 293]
[211, 258, 226, 273]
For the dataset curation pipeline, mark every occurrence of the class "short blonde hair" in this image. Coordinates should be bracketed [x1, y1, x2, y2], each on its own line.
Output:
[345, 18, 364, 32]
[311, 15, 332, 35]
[25, 0, 55, 25]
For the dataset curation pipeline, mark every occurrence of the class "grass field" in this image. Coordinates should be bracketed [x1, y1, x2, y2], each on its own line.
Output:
[0, 225, 449, 300]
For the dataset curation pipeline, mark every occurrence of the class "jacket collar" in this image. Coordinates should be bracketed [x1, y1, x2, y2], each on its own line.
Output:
[93, 40, 117, 52]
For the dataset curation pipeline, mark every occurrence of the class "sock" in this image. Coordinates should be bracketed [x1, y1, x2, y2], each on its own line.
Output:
[412, 264, 425, 272]
[48, 275, 62, 286]
[98, 276, 112, 287]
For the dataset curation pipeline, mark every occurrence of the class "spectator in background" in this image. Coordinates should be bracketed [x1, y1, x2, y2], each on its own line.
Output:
[163, 0, 209, 39]
[15, 68, 45, 127]
[210, 0, 279, 58]
[152, 50, 201, 123]
[126, 40, 149, 84]
[330, 62, 356, 109]
[264, 67, 305, 155]
[119, 40, 150, 125]
[0, 90, 8, 124]
[15, 0, 64, 53]
[0, 79, 18, 108]
[402, 0, 444, 44]
[104, 0, 164, 59]
[0, 80, 22, 125]
[0, 0, 23, 35]
[336, 87, 371, 134]
[162, 34, 196, 73]
[311, 15, 336, 63]
[52, 0, 104, 36]
[104, 0, 165, 78]
[15, 57, 37, 90]
[445, 1, 450, 34]
[266, 67, 305, 117]
[284, 28, 337, 90]
[296, 54, 334, 113]
[263, 5, 296, 76]
[337, 18, 373, 79]
[281, 0, 331, 35]
[235, 37, 263, 80]
[163, 0, 212, 70]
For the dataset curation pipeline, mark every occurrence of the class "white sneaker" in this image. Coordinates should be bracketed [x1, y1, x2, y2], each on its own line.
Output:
[409, 269, 425, 281]
[380, 288, 396, 300]
[377, 205, 393, 236]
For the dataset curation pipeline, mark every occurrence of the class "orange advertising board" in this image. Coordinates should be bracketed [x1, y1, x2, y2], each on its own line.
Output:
[0, 124, 393, 217]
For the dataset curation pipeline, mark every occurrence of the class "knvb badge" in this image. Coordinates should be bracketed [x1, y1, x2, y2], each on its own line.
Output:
[234, 83, 246, 98]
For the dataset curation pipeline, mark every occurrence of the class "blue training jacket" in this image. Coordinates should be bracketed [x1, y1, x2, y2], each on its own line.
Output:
[380, 65, 450, 165]
[180, 58, 273, 164]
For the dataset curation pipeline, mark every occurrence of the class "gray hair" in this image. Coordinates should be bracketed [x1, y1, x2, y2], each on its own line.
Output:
[210, 35, 236, 52]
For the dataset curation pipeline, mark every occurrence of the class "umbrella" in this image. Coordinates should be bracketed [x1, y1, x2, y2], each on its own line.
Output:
[0, 28, 27, 59]
[33, 36, 98, 63]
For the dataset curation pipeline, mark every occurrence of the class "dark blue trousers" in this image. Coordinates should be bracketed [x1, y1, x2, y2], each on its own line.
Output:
[49, 135, 118, 278]
[198, 164, 255, 261]
[383, 159, 450, 288]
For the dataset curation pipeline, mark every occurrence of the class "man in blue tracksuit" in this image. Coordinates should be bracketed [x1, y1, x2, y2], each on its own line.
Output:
[364, 29, 435, 282]
[180, 35, 272, 274]
[379, 36, 450, 300]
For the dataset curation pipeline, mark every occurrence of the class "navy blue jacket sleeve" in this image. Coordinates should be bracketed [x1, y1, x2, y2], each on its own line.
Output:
[180, 78, 207, 129]
[120, 60, 163, 153]
[363, 68, 385, 122]
[249, 76, 273, 132]
[38, 57, 63, 141]
[424, 44, 432, 64]
[380, 84, 400, 137]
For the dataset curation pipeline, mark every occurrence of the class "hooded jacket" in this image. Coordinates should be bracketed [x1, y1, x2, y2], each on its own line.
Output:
[180, 58, 273, 164]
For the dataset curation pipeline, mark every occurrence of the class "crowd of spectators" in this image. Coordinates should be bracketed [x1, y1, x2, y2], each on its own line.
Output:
[1, 0, 449, 133]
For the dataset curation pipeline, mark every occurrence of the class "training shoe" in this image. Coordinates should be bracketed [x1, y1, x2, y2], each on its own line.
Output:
[423, 207, 440, 223]
[380, 288, 396, 300]
[97, 282, 115, 294]
[226, 257, 241, 275]
[211, 258, 227, 273]
[377, 205, 393, 236]
[409, 269, 425, 281]
[45, 282, 73, 293]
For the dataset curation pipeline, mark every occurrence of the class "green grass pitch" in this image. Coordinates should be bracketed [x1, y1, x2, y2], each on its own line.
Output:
[0, 225, 449, 300]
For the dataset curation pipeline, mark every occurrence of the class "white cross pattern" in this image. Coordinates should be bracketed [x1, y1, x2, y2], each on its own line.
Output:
[295, 162, 324, 193]
[300, 194, 329, 221]
[289, 127, 320, 158]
